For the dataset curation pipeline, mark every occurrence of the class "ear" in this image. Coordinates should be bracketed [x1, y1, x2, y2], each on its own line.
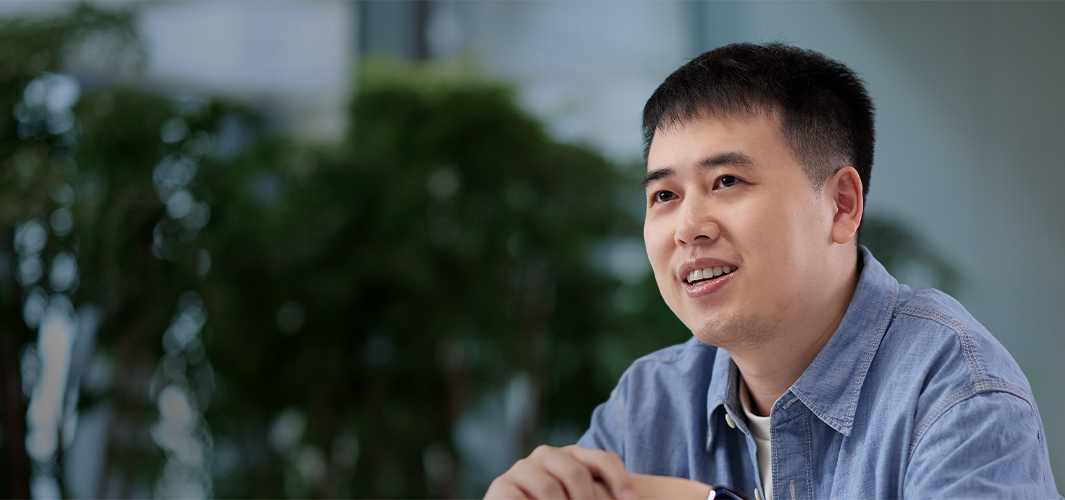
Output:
[828, 166, 864, 245]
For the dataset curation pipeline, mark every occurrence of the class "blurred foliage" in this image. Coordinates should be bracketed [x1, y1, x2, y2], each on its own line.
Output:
[0, 5, 148, 499]
[0, 5, 960, 500]
[199, 58, 690, 498]
[1, 5, 689, 499]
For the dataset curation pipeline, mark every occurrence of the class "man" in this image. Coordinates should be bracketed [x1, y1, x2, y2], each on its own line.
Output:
[486, 43, 1059, 499]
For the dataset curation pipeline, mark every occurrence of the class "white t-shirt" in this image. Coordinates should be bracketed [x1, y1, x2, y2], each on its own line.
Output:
[739, 377, 772, 500]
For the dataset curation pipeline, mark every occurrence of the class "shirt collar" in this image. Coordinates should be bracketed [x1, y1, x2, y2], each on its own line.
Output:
[707, 345, 734, 412]
[706, 346, 748, 446]
[705, 246, 898, 438]
[789, 246, 898, 435]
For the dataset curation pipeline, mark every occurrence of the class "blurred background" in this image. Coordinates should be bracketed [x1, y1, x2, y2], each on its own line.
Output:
[0, 1, 1060, 498]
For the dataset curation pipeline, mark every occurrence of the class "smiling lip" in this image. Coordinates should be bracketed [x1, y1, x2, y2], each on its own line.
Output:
[679, 258, 738, 299]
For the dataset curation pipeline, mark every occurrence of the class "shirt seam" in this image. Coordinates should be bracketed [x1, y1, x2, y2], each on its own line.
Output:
[896, 302, 1037, 477]
[803, 411, 814, 500]
[895, 303, 987, 383]
[629, 343, 700, 367]
[907, 381, 1034, 461]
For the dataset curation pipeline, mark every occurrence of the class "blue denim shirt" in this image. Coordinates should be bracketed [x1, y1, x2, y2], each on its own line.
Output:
[578, 247, 1060, 499]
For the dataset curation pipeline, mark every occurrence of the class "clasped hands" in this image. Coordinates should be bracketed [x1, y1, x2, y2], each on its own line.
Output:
[485, 445, 711, 500]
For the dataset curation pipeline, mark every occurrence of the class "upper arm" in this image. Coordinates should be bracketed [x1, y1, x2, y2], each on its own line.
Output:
[904, 390, 1059, 499]
[576, 374, 629, 460]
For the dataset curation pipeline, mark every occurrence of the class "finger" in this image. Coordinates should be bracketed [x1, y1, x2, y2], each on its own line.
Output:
[592, 479, 613, 499]
[567, 446, 637, 500]
[484, 478, 531, 500]
[533, 446, 602, 499]
[628, 473, 711, 500]
[507, 457, 569, 499]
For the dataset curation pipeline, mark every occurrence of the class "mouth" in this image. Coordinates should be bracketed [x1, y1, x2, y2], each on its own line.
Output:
[684, 265, 737, 286]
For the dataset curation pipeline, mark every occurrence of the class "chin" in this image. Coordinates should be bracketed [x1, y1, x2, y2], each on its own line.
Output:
[687, 311, 776, 351]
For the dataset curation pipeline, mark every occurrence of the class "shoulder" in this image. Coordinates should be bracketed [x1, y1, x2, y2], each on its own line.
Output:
[903, 389, 1059, 498]
[845, 282, 1057, 495]
[627, 336, 718, 372]
[577, 337, 720, 456]
[874, 285, 1040, 454]
[612, 337, 719, 398]
[889, 288, 1059, 496]
[888, 285, 1032, 397]
[595, 336, 725, 428]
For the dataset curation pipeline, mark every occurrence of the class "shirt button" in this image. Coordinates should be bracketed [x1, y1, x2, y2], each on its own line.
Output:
[725, 413, 736, 429]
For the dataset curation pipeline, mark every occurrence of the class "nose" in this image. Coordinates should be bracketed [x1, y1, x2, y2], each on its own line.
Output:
[675, 196, 721, 246]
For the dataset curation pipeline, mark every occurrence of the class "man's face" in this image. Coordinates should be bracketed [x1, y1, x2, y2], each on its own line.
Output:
[642, 112, 836, 349]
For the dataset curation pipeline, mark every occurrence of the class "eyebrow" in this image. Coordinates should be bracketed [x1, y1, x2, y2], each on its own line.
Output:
[639, 151, 755, 190]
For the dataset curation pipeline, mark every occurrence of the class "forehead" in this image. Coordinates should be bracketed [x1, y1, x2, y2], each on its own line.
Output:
[645, 111, 795, 172]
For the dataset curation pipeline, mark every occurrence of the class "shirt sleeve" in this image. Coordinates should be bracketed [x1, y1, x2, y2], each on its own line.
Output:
[575, 372, 629, 460]
[904, 390, 1061, 499]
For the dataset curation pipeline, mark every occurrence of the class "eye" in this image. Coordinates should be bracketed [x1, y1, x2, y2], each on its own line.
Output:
[715, 175, 740, 189]
[652, 190, 677, 204]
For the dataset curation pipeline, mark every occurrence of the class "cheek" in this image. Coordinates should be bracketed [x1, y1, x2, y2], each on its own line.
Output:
[727, 201, 788, 252]
[643, 217, 671, 256]
[644, 219, 676, 290]
[747, 196, 828, 278]
[725, 198, 810, 284]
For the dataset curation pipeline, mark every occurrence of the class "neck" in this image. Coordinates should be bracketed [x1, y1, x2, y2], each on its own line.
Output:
[731, 255, 860, 417]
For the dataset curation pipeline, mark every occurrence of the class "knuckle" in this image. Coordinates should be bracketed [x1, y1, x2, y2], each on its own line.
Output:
[530, 444, 562, 463]
[561, 465, 592, 485]
[600, 450, 624, 466]
[510, 458, 531, 472]
[532, 444, 554, 456]
[562, 444, 585, 457]
[484, 476, 516, 500]
[526, 481, 557, 499]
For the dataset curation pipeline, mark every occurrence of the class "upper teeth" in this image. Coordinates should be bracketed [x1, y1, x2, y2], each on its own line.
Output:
[686, 266, 735, 283]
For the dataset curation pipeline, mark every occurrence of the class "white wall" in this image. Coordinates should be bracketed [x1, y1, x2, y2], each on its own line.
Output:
[428, 0, 692, 163]
[64, 1, 357, 143]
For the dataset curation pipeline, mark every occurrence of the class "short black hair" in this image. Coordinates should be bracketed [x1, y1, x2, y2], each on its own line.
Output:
[643, 42, 875, 211]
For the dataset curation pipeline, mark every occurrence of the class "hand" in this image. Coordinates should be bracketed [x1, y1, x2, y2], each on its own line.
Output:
[484, 445, 637, 499]
[629, 473, 711, 500]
